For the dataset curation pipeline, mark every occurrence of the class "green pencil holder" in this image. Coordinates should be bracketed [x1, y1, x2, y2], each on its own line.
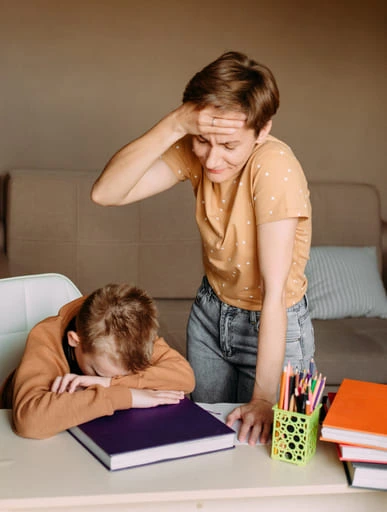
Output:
[271, 404, 321, 465]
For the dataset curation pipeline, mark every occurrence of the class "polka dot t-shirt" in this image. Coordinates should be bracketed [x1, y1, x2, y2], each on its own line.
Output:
[162, 134, 311, 310]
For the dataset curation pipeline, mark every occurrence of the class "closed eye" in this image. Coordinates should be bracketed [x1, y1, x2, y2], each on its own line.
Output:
[90, 366, 103, 377]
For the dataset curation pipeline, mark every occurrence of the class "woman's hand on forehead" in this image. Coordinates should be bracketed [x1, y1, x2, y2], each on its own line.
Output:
[200, 106, 247, 134]
[176, 103, 246, 137]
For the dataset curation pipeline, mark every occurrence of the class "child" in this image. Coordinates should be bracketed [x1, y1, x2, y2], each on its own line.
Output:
[0, 283, 195, 439]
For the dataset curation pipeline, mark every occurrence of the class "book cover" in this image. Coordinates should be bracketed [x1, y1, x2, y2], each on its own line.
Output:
[338, 443, 387, 464]
[343, 460, 387, 491]
[68, 398, 235, 470]
[324, 391, 387, 463]
[320, 379, 387, 450]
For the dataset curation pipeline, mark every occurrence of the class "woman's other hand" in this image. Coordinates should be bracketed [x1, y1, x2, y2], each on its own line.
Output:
[226, 398, 274, 445]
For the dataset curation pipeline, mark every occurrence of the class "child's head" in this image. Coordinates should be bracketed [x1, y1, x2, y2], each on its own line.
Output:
[67, 284, 159, 377]
[183, 50, 280, 136]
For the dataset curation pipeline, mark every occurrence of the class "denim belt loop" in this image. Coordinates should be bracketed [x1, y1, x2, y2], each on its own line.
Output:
[249, 310, 257, 325]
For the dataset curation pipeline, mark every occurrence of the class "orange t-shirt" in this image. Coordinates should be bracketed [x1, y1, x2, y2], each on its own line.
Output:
[162, 134, 311, 310]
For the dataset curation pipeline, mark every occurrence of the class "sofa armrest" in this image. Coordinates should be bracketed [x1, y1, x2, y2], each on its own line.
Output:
[382, 219, 387, 289]
[0, 173, 6, 252]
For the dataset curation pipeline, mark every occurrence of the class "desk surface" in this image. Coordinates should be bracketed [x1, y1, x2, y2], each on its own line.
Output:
[1, 409, 386, 512]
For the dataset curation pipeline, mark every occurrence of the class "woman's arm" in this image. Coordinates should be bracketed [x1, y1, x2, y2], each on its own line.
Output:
[91, 104, 245, 206]
[227, 218, 298, 444]
[91, 110, 183, 206]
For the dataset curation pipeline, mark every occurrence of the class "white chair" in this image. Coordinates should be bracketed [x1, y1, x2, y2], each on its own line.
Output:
[0, 273, 82, 383]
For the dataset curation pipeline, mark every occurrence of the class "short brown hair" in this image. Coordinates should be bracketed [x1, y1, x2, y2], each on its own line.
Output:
[183, 51, 280, 134]
[75, 284, 159, 373]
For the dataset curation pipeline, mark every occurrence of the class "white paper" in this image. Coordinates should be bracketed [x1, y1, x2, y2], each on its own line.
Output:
[196, 402, 263, 445]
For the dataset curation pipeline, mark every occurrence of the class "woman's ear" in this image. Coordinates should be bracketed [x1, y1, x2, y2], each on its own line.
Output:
[256, 119, 273, 144]
[67, 330, 81, 348]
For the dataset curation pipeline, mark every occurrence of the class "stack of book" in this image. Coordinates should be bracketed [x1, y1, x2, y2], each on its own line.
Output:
[320, 379, 387, 491]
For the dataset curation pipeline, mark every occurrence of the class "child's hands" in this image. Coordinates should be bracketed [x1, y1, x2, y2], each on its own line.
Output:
[130, 389, 184, 408]
[51, 374, 112, 394]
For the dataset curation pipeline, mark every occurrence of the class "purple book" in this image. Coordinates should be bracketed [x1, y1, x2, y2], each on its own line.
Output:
[68, 398, 235, 470]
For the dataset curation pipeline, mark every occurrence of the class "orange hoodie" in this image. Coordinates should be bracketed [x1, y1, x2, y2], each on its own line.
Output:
[1, 297, 195, 439]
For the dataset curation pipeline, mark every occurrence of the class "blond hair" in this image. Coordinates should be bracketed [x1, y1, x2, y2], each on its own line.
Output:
[76, 284, 159, 373]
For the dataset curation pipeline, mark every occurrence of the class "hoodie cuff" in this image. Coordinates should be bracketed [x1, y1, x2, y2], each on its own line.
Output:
[106, 385, 133, 411]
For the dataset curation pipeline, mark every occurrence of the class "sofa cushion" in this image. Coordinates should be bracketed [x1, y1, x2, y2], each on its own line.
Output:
[314, 317, 387, 385]
[306, 246, 387, 320]
[309, 182, 383, 271]
[156, 299, 193, 358]
[6, 170, 203, 296]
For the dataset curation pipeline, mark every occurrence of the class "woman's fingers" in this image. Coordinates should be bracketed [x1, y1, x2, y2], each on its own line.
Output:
[200, 108, 247, 133]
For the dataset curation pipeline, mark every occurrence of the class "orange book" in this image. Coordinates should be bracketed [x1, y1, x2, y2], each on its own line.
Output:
[320, 379, 387, 450]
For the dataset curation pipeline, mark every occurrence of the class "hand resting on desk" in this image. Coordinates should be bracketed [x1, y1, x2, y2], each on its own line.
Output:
[226, 399, 273, 446]
[198, 403, 266, 446]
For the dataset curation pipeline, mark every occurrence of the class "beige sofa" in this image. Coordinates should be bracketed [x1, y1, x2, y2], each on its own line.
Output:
[1, 170, 386, 390]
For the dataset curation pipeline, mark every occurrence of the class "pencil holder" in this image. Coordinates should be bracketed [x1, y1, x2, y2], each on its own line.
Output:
[271, 404, 321, 465]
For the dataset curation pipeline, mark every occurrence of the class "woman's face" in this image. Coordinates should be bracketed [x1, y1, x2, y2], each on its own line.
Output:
[192, 125, 259, 183]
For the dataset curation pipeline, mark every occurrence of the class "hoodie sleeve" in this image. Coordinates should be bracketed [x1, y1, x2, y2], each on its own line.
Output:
[110, 337, 195, 394]
[12, 311, 194, 440]
[11, 319, 134, 439]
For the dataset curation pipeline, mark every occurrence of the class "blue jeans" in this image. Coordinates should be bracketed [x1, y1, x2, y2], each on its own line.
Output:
[187, 276, 315, 403]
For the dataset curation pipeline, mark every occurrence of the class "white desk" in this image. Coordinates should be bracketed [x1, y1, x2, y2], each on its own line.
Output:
[0, 409, 386, 511]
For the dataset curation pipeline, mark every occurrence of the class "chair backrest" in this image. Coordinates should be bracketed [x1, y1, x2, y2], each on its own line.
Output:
[0, 273, 82, 382]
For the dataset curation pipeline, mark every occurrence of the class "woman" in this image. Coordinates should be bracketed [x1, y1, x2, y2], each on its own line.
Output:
[91, 51, 314, 445]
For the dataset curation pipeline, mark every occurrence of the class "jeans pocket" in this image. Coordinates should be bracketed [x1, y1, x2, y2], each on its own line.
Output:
[194, 277, 208, 306]
[284, 310, 303, 363]
[284, 307, 315, 370]
[299, 313, 315, 361]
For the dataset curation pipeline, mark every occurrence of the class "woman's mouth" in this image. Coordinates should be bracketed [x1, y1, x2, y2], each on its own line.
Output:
[206, 168, 225, 175]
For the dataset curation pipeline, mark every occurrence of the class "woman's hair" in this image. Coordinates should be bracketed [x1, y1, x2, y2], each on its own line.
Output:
[183, 51, 280, 134]
[75, 284, 159, 373]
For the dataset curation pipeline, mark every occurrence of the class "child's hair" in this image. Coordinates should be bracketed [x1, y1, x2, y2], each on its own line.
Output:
[75, 284, 159, 373]
[183, 50, 280, 135]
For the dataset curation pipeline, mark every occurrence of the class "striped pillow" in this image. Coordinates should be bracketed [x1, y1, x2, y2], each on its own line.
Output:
[305, 246, 387, 319]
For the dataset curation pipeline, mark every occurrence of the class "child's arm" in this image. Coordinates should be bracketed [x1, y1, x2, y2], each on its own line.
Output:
[50, 373, 184, 407]
[51, 374, 112, 393]
[50, 374, 186, 409]
[11, 328, 187, 439]
[109, 337, 195, 394]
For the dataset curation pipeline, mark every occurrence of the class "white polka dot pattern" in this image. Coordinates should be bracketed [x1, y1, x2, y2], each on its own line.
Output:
[162, 134, 311, 309]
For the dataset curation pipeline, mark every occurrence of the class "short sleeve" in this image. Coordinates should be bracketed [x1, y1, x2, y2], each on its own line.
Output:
[161, 135, 201, 183]
[252, 142, 310, 225]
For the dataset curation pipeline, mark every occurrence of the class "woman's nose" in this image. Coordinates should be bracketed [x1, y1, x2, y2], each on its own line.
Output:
[205, 147, 220, 169]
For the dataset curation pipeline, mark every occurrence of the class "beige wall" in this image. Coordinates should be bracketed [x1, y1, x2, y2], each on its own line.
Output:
[1, 0, 386, 216]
